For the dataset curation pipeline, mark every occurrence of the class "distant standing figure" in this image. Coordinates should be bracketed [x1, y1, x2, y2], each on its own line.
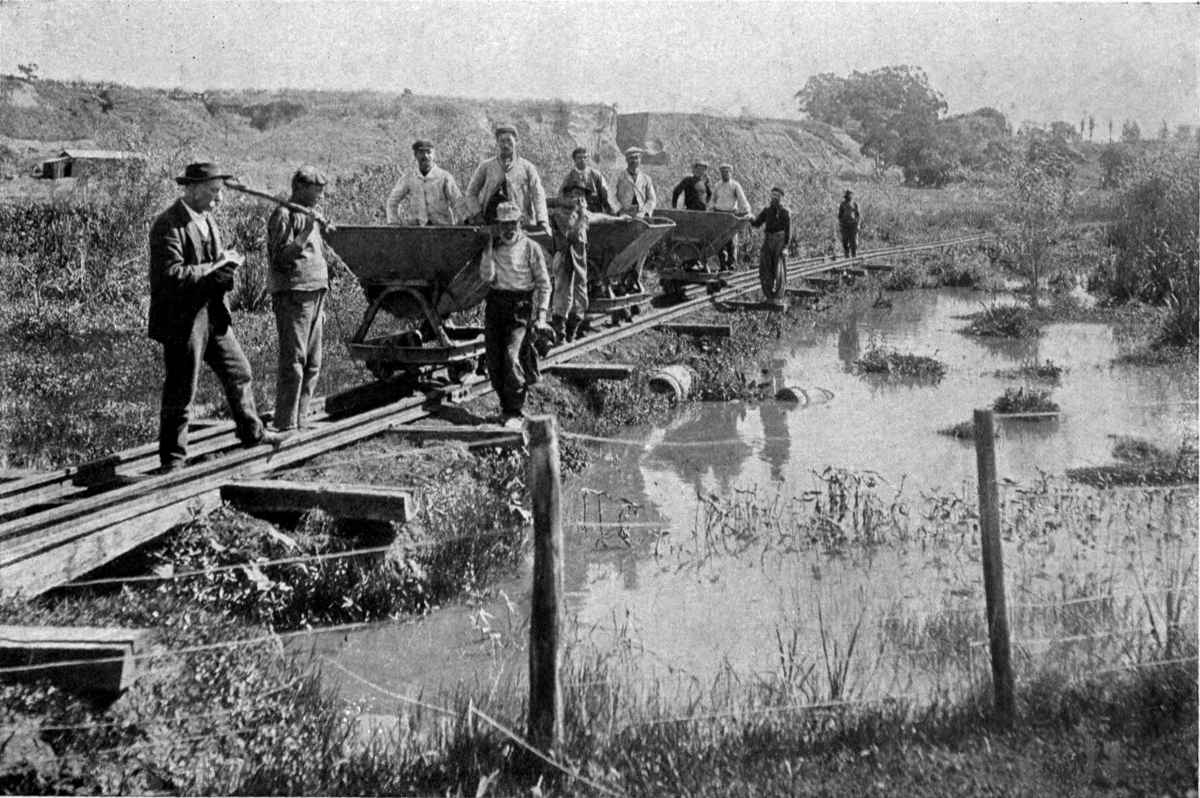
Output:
[480, 202, 554, 428]
[385, 139, 465, 225]
[148, 162, 280, 472]
[466, 125, 550, 236]
[671, 160, 712, 210]
[710, 163, 751, 270]
[267, 165, 330, 432]
[613, 146, 657, 293]
[560, 146, 615, 214]
[749, 186, 791, 301]
[838, 189, 861, 258]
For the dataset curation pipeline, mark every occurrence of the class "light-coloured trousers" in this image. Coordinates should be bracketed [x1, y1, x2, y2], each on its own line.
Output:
[272, 288, 326, 430]
[551, 242, 589, 319]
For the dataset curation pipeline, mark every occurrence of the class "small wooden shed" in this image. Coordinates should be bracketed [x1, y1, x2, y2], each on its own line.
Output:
[39, 149, 141, 179]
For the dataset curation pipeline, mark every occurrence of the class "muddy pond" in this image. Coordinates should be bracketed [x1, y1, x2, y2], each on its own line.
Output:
[311, 288, 1199, 712]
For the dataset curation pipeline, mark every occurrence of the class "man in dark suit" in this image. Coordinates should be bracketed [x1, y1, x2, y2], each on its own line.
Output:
[148, 162, 279, 472]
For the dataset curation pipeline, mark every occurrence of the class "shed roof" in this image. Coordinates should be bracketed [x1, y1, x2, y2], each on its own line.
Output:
[57, 149, 141, 160]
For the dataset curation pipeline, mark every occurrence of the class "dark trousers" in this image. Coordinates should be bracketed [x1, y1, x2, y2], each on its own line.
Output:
[159, 307, 264, 468]
[759, 232, 788, 300]
[840, 225, 859, 258]
[484, 290, 539, 416]
[718, 237, 738, 270]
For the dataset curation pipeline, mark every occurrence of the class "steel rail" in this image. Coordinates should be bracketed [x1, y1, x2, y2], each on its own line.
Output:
[0, 234, 988, 596]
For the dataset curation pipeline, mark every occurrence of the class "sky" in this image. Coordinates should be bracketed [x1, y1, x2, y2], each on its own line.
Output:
[2, 1, 1196, 130]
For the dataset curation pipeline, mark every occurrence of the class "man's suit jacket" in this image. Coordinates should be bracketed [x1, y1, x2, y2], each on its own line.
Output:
[147, 199, 232, 343]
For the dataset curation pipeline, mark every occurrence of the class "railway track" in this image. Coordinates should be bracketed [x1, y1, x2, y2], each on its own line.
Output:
[0, 234, 989, 597]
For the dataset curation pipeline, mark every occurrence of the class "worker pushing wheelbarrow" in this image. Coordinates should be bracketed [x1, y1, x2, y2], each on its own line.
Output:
[654, 208, 752, 299]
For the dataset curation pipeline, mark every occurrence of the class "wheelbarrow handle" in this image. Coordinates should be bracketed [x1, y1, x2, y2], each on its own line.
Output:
[224, 180, 335, 229]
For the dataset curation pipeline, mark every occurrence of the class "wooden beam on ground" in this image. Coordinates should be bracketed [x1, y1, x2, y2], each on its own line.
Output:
[785, 286, 821, 298]
[392, 423, 525, 450]
[804, 273, 840, 286]
[654, 322, 731, 338]
[721, 299, 789, 312]
[858, 262, 895, 272]
[220, 480, 413, 523]
[543, 362, 634, 380]
[0, 625, 153, 697]
[831, 266, 868, 278]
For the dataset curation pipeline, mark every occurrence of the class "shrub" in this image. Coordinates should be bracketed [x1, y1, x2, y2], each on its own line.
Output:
[992, 387, 1058, 414]
[961, 304, 1041, 338]
[854, 345, 946, 380]
[993, 359, 1064, 383]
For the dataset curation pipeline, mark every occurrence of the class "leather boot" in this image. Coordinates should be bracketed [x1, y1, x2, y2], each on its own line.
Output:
[550, 314, 565, 341]
[565, 315, 581, 342]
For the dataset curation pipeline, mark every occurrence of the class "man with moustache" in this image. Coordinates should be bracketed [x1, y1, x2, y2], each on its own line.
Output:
[385, 139, 465, 225]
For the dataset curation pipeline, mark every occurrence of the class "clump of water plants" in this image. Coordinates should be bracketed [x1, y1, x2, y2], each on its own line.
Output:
[992, 387, 1059, 415]
[882, 263, 920, 291]
[961, 303, 1042, 338]
[993, 359, 1064, 383]
[938, 420, 976, 439]
[1067, 436, 1199, 487]
[854, 345, 946, 381]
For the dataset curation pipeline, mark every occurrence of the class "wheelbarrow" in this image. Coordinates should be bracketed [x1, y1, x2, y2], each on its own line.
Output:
[326, 224, 551, 382]
[653, 209, 751, 298]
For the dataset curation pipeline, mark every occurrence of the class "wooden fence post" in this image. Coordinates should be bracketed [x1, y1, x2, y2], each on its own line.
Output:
[973, 409, 1015, 724]
[526, 415, 563, 753]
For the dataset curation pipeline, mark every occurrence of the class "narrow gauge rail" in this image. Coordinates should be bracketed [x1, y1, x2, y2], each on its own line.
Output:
[0, 235, 988, 598]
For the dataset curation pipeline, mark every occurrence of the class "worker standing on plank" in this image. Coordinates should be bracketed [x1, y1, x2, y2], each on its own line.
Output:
[612, 146, 657, 294]
[560, 146, 615, 214]
[710, 163, 751, 270]
[548, 176, 593, 342]
[749, 186, 791, 302]
[838, 189, 861, 258]
[266, 165, 331, 433]
[147, 162, 282, 473]
[466, 124, 550, 237]
[480, 201, 554, 429]
[671, 160, 712, 210]
[385, 139, 465, 225]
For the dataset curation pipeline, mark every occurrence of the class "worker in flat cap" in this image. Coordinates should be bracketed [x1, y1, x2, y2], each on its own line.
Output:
[612, 146, 657, 294]
[671, 160, 712, 211]
[837, 189, 861, 258]
[479, 201, 554, 428]
[386, 139, 465, 226]
[559, 146, 615, 214]
[465, 124, 550, 238]
[710, 163, 751, 271]
[548, 174, 596, 342]
[266, 164, 333, 433]
[148, 162, 282, 472]
[749, 186, 792, 302]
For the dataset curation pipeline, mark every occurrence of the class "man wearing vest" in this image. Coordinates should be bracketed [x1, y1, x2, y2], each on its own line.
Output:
[838, 189, 861, 258]
[147, 162, 281, 473]
[671, 160, 712, 210]
[465, 125, 550, 237]
[749, 186, 792, 302]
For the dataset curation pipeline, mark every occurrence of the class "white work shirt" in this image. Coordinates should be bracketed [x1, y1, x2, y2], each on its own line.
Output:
[479, 233, 551, 312]
[711, 179, 750, 215]
[385, 165, 465, 225]
[613, 170, 657, 216]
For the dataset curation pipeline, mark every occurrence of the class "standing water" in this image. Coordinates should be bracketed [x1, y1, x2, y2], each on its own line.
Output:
[315, 289, 1198, 711]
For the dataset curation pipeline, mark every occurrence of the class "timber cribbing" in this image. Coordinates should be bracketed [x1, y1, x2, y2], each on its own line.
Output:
[0, 235, 990, 597]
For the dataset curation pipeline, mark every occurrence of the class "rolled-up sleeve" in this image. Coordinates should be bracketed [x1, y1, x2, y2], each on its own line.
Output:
[385, 175, 410, 224]
[529, 239, 551, 313]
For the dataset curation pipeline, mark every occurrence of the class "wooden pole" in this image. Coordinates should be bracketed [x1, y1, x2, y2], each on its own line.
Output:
[526, 415, 564, 753]
[973, 409, 1015, 724]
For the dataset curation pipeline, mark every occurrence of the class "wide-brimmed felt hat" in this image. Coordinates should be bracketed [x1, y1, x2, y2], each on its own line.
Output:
[412, 139, 435, 152]
[495, 202, 522, 222]
[292, 165, 326, 186]
[175, 162, 233, 184]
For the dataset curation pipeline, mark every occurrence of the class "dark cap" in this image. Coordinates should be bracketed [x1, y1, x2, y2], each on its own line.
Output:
[693, 160, 709, 168]
[175, 162, 233, 185]
[494, 124, 518, 138]
[292, 165, 326, 186]
[771, 186, 785, 195]
[412, 139, 434, 153]
[571, 146, 588, 158]
[844, 189, 854, 197]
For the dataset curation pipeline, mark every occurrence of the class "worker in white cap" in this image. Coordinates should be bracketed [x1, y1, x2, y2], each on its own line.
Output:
[710, 162, 751, 270]
[479, 201, 554, 427]
[612, 146, 657, 293]
[385, 139, 465, 225]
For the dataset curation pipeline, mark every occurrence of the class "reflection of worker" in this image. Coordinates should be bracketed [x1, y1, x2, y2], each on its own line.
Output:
[267, 165, 330, 432]
[480, 202, 554, 428]
[671, 161, 712, 210]
[549, 178, 592, 342]
[385, 139, 465, 225]
[759, 400, 791, 482]
[838, 189, 861, 258]
[466, 125, 550, 236]
[837, 316, 861, 367]
[560, 146, 614, 214]
[710, 163, 751, 270]
[613, 147, 656, 294]
[749, 186, 791, 301]
[148, 162, 280, 472]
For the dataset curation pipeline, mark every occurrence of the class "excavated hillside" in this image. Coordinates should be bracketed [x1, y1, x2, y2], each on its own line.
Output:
[0, 76, 869, 208]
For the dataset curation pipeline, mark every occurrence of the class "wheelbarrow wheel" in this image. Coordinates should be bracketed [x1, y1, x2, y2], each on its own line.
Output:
[446, 359, 475, 384]
[366, 360, 397, 381]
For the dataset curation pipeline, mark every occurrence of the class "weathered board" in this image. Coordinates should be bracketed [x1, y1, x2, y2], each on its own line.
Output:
[0, 624, 153, 696]
[543, 363, 635, 380]
[721, 299, 789, 312]
[220, 480, 412, 523]
[392, 423, 525, 450]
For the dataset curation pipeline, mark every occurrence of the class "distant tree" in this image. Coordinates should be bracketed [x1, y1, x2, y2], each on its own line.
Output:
[1108, 119, 1114, 142]
[1080, 116, 1086, 136]
[1100, 143, 1135, 188]
[16, 63, 38, 80]
[1049, 121, 1080, 142]
[1088, 116, 1095, 141]
[1121, 120, 1141, 143]
[1004, 143, 1075, 308]
[1175, 124, 1194, 142]
[795, 65, 947, 178]
[1158, 119, 1170, 140]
